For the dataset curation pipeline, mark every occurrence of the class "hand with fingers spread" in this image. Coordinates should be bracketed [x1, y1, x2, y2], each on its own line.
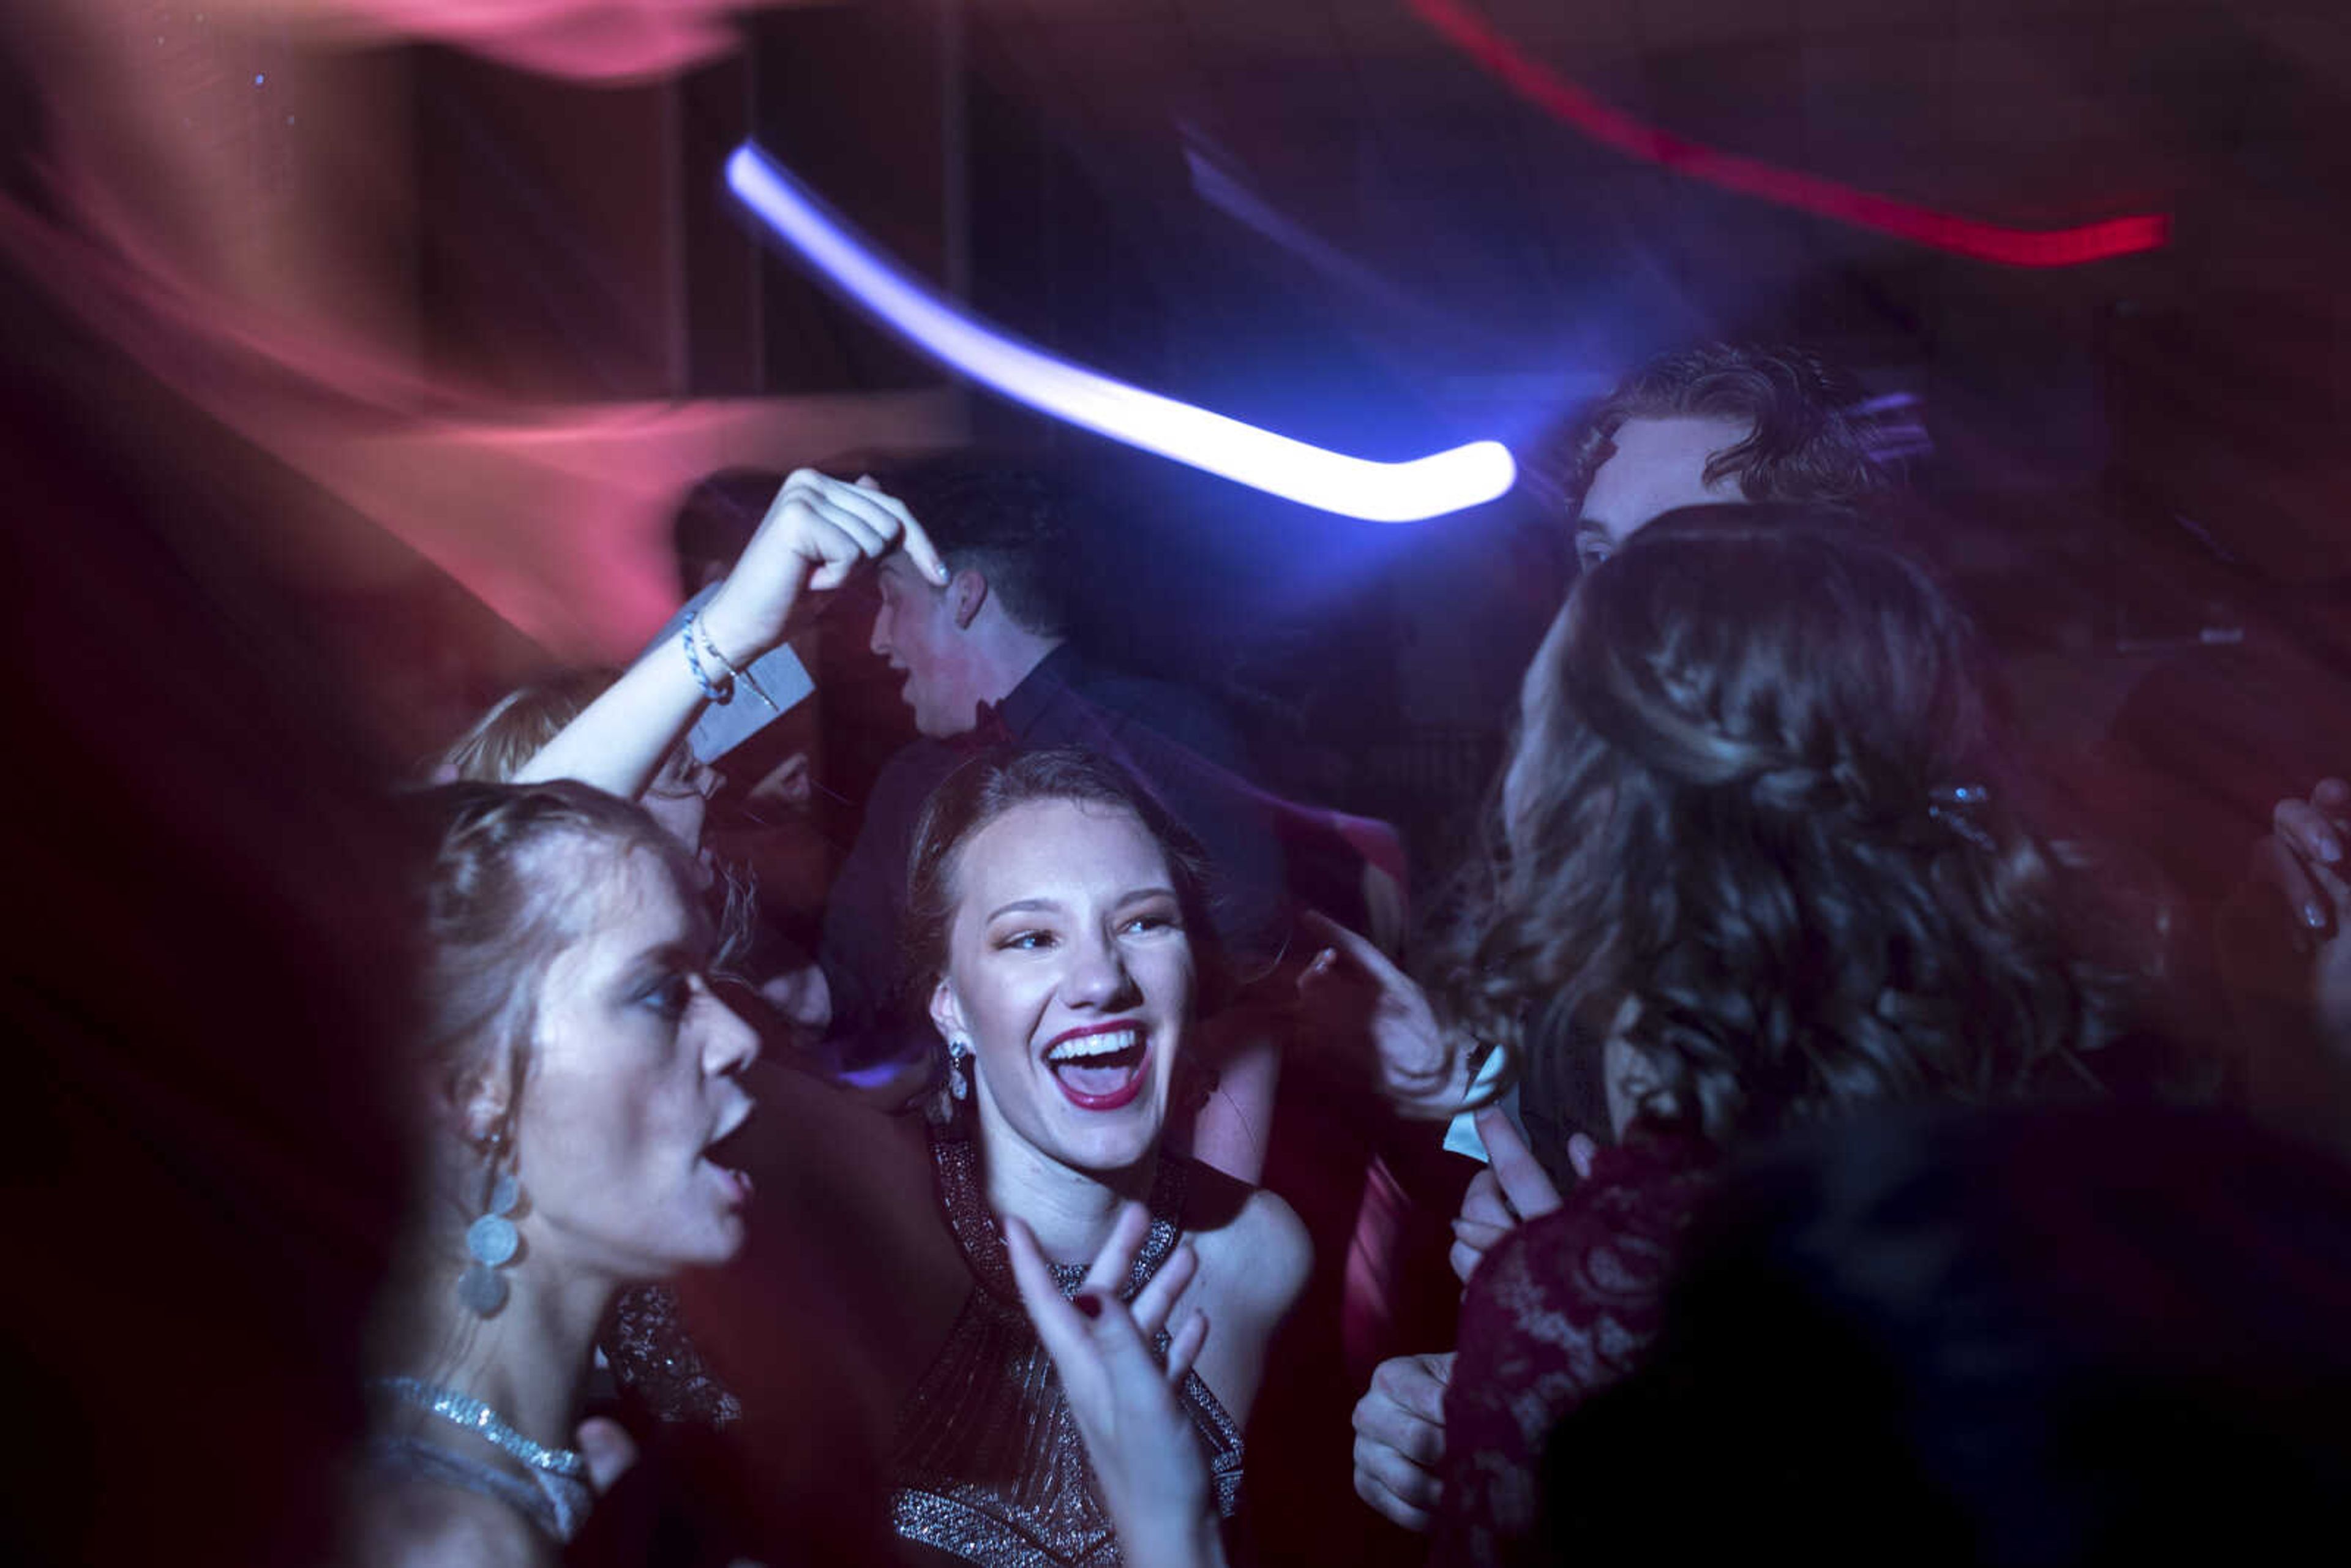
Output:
[1449, 1108, 1568, 1286]
[699, 468, 949, 667]
[1295, 910, 1472, 1119]
[1003, 1206, 1225, 1568]
[1349, 1351, 1452, 1531]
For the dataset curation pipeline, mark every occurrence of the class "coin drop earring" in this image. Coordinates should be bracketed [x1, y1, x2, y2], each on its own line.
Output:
[457, 1139, 523, 1318]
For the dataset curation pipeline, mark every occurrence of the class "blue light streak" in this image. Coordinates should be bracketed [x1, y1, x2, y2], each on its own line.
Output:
[725, 143, 1516, 522]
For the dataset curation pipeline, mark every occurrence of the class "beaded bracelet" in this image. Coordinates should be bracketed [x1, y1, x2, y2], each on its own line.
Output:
[691, 613, 780, 713]
[682, 612, 733, 703]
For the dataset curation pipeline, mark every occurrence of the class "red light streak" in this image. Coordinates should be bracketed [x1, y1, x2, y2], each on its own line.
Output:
[1410, 0, 2169, 269]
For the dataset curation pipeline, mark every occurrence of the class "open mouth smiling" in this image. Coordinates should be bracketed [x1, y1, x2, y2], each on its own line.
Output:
[1041, 1022, 1150, 1111]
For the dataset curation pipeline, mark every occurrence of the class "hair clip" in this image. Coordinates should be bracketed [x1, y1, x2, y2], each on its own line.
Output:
[1927, 782, 1997, 852]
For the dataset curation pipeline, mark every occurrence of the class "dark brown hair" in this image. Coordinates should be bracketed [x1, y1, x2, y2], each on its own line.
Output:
[1540, 343, 1894, 516]
[873, 453, 1076, 640]
[1442, 506, 2139, 1150]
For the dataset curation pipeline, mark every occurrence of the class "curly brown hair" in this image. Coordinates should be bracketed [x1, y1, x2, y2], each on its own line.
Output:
[1441, 506, 2139, 1151]
[1535, 343, 1894, 517]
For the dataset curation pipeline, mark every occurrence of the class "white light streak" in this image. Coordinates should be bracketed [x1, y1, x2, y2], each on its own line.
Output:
[726, 144, 1516, 522]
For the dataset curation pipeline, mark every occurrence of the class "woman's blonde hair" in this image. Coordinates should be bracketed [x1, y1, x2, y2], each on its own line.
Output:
[435, 669, 619, 784]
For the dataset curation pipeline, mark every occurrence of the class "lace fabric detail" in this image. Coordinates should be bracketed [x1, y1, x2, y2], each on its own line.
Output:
[1434, 1136, 1712, 1568]
[890, 1123, 1244, 1566]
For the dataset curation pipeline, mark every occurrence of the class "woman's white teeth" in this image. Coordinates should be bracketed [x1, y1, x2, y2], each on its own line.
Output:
[1046, 1029, 1139, 1063]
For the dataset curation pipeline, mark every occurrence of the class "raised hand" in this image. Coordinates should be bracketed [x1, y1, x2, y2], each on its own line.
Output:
[1003, 1206, 1223, 1568]
[517, 470, 945, 802]
[1449, 1108, 1565, 1286]
[2222, 780, 2351, 1119]
[2249, 777, 2351, 932]
[1350, 1351, 1452, 1531]
[1295, 910, 1471, 1119]
[700, 469, 948, 665]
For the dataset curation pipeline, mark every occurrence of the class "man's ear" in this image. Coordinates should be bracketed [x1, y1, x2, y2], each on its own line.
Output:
[949, 568, 989, 631]
[929, 978, 967, 1043]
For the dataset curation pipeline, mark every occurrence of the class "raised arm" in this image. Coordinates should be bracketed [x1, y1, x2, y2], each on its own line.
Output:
[518, 470, 945, 798]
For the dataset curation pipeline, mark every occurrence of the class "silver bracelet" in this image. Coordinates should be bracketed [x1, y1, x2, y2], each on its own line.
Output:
[681, 611, 733, 703]
[693, 613, 779, 713]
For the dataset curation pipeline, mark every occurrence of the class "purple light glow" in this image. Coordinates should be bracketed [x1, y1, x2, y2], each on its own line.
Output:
[725, 144, 1517, 523]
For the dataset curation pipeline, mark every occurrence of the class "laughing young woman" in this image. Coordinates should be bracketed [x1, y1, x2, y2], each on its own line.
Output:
[882, 747, 1310, 1566]
[497, 465, 1308, 1562]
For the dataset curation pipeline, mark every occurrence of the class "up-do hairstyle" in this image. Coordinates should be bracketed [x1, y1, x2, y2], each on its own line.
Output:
[408, 780, 705, 1144]
[874, 452, 1075, 640]
[1443, 505, 2137, 1150]
[1544, 343, 1893, 516]
[900, 747, 1221, 1014]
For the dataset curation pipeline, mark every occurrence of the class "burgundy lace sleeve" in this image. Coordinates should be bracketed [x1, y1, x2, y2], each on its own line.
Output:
[1431, 1138, 1712, 1568]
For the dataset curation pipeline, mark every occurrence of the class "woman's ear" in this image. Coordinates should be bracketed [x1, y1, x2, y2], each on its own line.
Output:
[929, 978, 967, 1045]
[453, 1061, 511, 1149]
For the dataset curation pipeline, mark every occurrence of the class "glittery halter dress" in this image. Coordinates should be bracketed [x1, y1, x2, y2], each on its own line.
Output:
[888, 1122, 1245, 1567]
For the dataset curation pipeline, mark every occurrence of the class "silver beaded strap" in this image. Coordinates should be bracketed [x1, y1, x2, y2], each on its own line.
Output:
[368, 1376, 590, 1480]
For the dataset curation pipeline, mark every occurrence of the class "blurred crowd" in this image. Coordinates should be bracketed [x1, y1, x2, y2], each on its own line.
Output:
[7, 9, 2351, 1568]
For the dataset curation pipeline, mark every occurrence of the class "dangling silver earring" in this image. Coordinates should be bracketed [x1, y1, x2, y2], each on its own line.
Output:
[456, 1142, 523, 1318]
[947, 1035, 972, 1102]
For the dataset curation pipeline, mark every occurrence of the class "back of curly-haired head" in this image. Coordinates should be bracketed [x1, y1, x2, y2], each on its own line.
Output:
[1445, 505, 2136, 1149]
[1540, 343, 1893, 515]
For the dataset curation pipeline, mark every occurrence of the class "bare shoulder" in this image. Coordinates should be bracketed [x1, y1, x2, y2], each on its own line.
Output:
[1182, 1163, 1310, 1327]
[343, 1475, 550, 1568]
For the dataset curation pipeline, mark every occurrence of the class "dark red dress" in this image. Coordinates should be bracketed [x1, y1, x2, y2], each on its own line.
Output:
[1431, 1136, 1713, 1568]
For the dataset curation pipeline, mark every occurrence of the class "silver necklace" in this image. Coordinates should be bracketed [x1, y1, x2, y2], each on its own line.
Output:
[369, 1377, 593, 1541]
[369, 1376, 590, 1479]
[367, 1377, 594, 1543]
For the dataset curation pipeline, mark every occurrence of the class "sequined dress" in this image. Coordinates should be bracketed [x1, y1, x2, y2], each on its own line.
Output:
[888, 1123, 1245, 1567]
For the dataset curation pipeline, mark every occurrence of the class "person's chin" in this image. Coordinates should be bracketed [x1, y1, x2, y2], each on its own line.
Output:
[1048, 1100, 1167, 1171]
[674, 1215, 746, 1270]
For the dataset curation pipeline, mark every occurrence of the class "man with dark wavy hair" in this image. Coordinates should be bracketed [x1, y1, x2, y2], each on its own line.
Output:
[1543, 343, 1896, 575]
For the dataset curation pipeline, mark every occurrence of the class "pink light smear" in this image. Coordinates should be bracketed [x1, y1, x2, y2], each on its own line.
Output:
[1411, 0, 2170, 269]
[182, 0, 812, 84]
